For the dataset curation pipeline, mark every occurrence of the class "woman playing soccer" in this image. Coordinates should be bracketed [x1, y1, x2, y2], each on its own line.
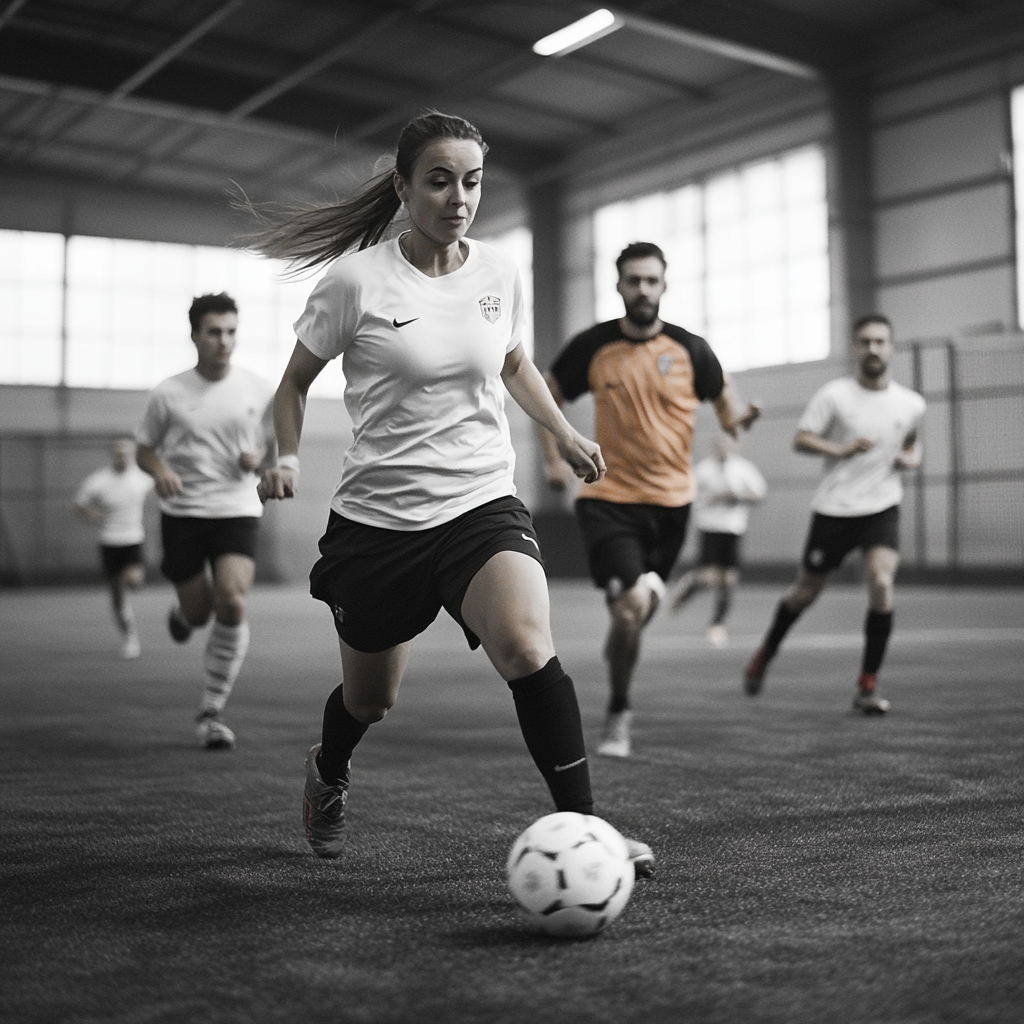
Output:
[254, 111, 653, 876]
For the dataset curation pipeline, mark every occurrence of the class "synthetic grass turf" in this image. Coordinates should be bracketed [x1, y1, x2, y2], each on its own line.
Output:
[1, 582, 1021, 1024]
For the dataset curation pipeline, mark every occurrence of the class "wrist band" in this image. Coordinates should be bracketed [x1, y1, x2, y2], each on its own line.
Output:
[276, 454, 300, 473]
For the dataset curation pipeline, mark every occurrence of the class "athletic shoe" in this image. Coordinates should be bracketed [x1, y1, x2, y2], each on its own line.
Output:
[121, 632, 141, 659]
[853, 691, 891, 715]
[744, 644, 770, 695]
[625, 838, 655, 879]
[706, 624, 728, 648]
[195, 713, 235, 749]
[597, 710, 632, 758]
[303, 743, 349, 859]
[167, 606, 192, 644]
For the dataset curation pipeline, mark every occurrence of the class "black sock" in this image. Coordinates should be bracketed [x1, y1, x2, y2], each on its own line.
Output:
[862, 610, 893, 676]
[318, 685, 369, 783]
[764, 599, 802, 657]
[607, 694, 629, 715]
[712, 588, 731, 626]
[508, 656, 594, 815]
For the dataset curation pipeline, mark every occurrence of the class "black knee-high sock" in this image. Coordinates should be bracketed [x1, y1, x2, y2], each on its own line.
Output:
[712, 587, 731, 626]
[862, 610, 893, 676]
[763, 600, 802, 657]
[508, 656, 593, 815]
[318, 685, 369, 783]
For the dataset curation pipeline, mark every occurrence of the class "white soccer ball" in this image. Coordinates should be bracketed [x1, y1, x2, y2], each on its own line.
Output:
[506, 811, 634, 938]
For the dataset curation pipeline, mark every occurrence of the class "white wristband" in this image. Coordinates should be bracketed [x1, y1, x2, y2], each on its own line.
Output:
[276, 454, 300, 474]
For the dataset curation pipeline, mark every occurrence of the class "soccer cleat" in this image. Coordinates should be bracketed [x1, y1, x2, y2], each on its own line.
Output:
[853, 691, 891, 715]
[167, 606, 193, 644]
[121, 632, 141, 659]
[196, 712, 235, 749]
[744, 644, 770, 695]
[303, 743, 349, 859]
[597, 710, 632, 758]
[706, 624, 728, 648]
[625, 838, 655, 879]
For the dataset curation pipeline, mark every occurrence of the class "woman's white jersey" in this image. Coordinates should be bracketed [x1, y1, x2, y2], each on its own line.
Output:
[798, 377, 926, 517]
[75, 465, 152, 545]
[693, 455, 767, 535]
[295, 236, 524, 531]
[136, 366, 275, 518]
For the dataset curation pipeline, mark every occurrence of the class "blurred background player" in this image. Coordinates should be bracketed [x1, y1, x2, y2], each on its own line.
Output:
[541, 241, 759, 758]
[73, 437, 152, 659]
[669, 433, 766, 647]
[744, 314, 925, 714]
[136, 292, 275, 749]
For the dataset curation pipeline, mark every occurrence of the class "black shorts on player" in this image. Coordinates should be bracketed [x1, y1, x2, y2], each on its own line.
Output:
[698, 531, 740, 570]
[159, 514, 260, 583]
[100, 543, 144, 579]
[575, 497, 690, 598]
[801, 505, 900, 574]
[309, 495, 543, 653]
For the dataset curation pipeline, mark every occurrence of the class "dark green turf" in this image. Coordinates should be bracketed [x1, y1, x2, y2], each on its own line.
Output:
[1, 583, 1021, 1023]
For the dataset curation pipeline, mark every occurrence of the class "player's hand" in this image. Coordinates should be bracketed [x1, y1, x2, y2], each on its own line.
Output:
[841, 437, 874, 457]
[556, 431, 606, 485]
[153, 467, 183, 498]
[545, 460, 576, 491]
[258, 466, 297, 503]
[736, 402, 761, 431]
[238, 450, 260, 473]
[893, 450, 921, 471]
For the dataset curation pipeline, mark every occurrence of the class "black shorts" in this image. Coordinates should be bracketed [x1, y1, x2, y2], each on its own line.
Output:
[160, 514, 260, 584]
[698, 531, 740, 569]
[802, 505, 900, 574]
[309, 495, 544, 654]
[100, 544, 144, 578]
[575, 498, 690, 597]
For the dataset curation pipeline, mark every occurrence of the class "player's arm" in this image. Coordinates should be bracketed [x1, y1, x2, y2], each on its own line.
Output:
[136, 443, 182, 498]
[713, 375, 760, 438]
[73, 496, 101, 525]
[793, 429, 873, 458]
[502, 343, 605, 485]
[259, 340, 327, 502]
[893, 430, 921, 470]
[534, 371, 578, 491]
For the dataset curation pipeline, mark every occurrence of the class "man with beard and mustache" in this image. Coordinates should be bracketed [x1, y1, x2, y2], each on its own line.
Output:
[744, 314, 925, 714]
[540, 241, 759, 757]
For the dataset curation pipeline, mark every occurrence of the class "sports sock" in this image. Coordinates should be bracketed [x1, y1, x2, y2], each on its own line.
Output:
[607, 694, 629, 714]
[763, 599, 802, 658]
[508, 656, 593, 815]
[712, 587, 731, 626]
[318, 684, 369, 783]
[199, 620, 250, 716]
[861, 610, 893, 678]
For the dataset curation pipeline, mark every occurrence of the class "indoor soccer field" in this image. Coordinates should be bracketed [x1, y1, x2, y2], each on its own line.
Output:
[1, 580, 1021, 1024]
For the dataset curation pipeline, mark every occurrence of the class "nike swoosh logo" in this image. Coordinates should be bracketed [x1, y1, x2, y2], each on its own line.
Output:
[522, 533, 540, 551]
[553, 757, 586, 772]
[393, 317, 419, 328]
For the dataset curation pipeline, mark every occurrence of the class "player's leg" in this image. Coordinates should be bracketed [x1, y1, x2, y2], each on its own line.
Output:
[114, 557, 144, 658]
[706, 565, 738, 647]
[161, 515, 213, 643]
[670, 531, 716, 612]
[853, 544, 899, 714]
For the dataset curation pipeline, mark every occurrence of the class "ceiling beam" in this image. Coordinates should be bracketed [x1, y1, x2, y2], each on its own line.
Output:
[0, 0, 28, 33]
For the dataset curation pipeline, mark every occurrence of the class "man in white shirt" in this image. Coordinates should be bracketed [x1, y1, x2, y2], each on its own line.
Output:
[74, 438, 153, 659]
[669, 434, 766, 646]
[744, 314, 925, 714]
[136, 293, 275, 749]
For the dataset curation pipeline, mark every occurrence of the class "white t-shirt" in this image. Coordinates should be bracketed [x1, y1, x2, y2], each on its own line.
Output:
[294, 236, 523, 531]
[75, 465, 152, 546]
[693, 455, 767, 535]
[798, 377, 926, 517]
[136, 366, 275, 518]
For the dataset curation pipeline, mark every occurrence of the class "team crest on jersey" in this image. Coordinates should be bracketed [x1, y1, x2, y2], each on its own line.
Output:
[657, 354, 674, 375]
[479, 295, 502, 323]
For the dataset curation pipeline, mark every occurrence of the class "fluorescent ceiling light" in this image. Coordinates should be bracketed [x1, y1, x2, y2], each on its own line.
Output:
[533, 8, 621, 57]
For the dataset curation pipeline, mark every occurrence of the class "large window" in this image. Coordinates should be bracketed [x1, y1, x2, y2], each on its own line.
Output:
[1013, 84, 1024, 330]
[594, 145, 830, 371]
[0, 231, 343, 397]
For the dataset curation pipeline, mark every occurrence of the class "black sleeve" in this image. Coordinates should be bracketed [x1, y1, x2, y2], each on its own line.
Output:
[663, 324, 724, 402]
[549, 321, 622, 402]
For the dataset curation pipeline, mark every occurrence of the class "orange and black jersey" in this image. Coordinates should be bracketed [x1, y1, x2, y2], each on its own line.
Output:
[550, 320, 724, 507]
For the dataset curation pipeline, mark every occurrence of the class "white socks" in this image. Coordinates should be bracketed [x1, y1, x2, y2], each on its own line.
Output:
[200, 620, 250, 716]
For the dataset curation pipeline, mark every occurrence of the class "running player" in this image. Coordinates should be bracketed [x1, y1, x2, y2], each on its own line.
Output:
[136, 292, 275, 749]
[73, 438, 152, 659]
[744, 314, 925, 713]
[253, 112, 654, 875]
[669, 433, 766, 647]
[541, 242, 760, 757]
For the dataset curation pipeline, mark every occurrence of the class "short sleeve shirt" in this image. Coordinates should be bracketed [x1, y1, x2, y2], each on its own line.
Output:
[293, 236, 523, 531]
[75, 465, 152, 545]
[693, 455, 767, 535]
[798, 377, 926, 517]
[136, 366, 275, 518]
[550, 321, 724, 507]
